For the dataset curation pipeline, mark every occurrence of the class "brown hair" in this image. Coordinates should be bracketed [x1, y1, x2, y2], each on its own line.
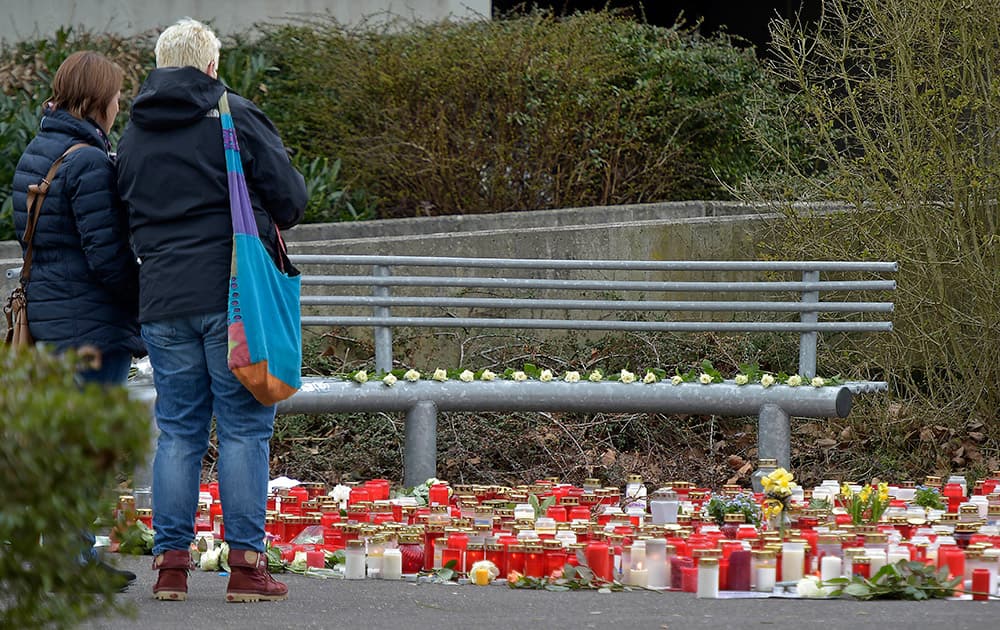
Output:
[51, 51, 123, 122]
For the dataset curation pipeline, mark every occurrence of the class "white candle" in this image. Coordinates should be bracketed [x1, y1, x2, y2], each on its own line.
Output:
[867, 551, 887, 576]
[630, 567, 648, 588]
[630, 542, 646, 570]
[781, 543, 805, 582]
[645, 539, 668, 590]
[697, 559, 719, 598]
[344, 541, 366, 579]
[755, 566, 776, 592]
[382, 548, 402, 580]
[820, 556, 842, 583]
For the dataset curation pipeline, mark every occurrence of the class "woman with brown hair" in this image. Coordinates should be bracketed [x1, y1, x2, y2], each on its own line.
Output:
[11, 50, 142, 588]
[12, 50, 142, 379]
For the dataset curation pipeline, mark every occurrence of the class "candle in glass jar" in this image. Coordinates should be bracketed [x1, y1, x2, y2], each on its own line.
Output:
[524, 544, 545, 578]
[382, 548, 402, 580]
[696, 558, 720, 598]
[781, 542, 805, 582]
[867, 551, 887, 577]
[972, 568, 991, 601]
[820, 555, 842, 582]
[645, 539, 668, 590]
[344, 540, 366, 579]
[753, 550, 776, 592]
[585, 541, 613, 582]
[727, 550, 752, 591]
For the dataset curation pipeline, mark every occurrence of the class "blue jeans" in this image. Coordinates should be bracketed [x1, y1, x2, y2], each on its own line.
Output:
[77, 348, 133, 386]
[76, 347, 133, 560]
[142, 312, 275, 555]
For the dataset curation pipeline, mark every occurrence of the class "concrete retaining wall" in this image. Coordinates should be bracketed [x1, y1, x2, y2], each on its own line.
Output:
[2, 0, 491, 44]
[2, 201, 784, 303]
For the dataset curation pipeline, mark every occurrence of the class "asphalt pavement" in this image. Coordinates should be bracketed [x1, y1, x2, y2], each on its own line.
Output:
[82, 553, 997, 630]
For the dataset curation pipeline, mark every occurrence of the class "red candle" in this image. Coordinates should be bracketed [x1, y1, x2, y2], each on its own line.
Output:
[546, 505, 568, 522]
[508, 545, 526, 574]
[545, 547, 568, 577]
[727, 550, 752, 590]
[943, 549, 965, 580]
[972, 568, 990, 601]
[524, 545, 545, 578]
[306, 550, 325, 569]
[486, 544, 505, 575]
[584, 541, 613, 582]
[365, 479, 391, 501]
[670, 556, 693, 590]
[568, 506, 591, 522]
[348, 487, 370, 505]
[681, 565, 698, 592]
[442, 547, 463, 574]
[423, 525, 445, 572]
[428, 483, 450, 506]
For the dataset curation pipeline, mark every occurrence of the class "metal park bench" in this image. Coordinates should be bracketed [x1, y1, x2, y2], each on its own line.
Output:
[8, 256, 898, 486]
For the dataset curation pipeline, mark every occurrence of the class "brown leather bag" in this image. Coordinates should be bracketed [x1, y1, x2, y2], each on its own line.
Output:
[4, 143, 89, 349]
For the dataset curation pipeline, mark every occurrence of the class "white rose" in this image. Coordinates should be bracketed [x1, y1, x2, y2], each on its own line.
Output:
[642, 371, 657, 384]
[760, 373, 775, 388]
[459, 370, 475, 382]
[734, 374, 749, 385]
[330, 483, 352, 509]
[480, 369, 496, 381]
[353, 370, 368, 383]
[620, 369, 636, 384]
[699, 372, 713, 384]
[512, 371, 528, 382]
[811, 376, 825, 387]
[564, 371, 581, 383]
[796, 575, 823, 598]
[382, 373, 397, 386]
[670, 375, 683, 385]
[787, 374, 803, 387]
[403, 369, 421, 382]
[539, 369, 553, 382]
[588, 370, 603, 382]
[433, 368, 448, 382]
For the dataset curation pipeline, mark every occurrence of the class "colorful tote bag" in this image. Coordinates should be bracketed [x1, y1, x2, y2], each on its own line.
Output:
[220, 92, 302, 405]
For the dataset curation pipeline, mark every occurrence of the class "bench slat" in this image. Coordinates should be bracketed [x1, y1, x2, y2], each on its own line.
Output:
[301, 315, 893, 332]
[301, 295, 895, 313]
[301, 275, 897, 293]
[290, 255, 899, 273]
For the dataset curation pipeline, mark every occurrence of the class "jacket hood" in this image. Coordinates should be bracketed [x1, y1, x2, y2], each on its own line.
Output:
[39, 108, 109, 152]
[130, 67, 226, 130]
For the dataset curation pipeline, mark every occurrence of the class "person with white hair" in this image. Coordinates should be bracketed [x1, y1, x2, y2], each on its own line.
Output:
[117, 17, 307, 603]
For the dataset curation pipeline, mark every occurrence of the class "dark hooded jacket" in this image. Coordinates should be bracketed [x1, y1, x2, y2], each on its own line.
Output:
[116, 67, 307, 323]
[11, 107, 143, 356]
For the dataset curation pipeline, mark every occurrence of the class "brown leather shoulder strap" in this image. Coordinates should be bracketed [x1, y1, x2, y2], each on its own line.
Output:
[20, 142, 91, 284]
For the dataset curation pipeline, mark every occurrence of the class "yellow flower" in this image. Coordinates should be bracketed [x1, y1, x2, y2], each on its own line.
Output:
[860, 486, 872, 502]
[840, 483, 852, 497]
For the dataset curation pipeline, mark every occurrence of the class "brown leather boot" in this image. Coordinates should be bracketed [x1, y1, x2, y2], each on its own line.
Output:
[226, 549, 288, 603]
[152, 550, 192, 601]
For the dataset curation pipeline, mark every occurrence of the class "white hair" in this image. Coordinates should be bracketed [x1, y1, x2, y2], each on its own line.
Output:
[155, 17, 221, 72]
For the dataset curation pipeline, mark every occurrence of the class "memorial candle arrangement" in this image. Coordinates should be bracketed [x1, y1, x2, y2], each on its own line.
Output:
[113, 471, 1000, 600]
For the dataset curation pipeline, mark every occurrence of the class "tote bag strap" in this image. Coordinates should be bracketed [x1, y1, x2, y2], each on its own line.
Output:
[217, 92, 259, 239]
[21, 142, 89, 284]
[218, 92, 289, 272]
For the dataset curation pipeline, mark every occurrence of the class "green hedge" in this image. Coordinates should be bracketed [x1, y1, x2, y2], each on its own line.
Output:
[1, 12, 805, 239]
[0, 348, 151, 628]
[253, 11, 800, 218]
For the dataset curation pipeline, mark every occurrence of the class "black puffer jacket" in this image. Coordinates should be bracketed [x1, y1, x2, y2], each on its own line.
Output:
[117, 67, 307, 323]
[11, 108, 143, 356]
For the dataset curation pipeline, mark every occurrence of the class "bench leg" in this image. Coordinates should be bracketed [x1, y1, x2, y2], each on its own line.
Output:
[404, 400, 439, 487]
[758, 404, 790, 470]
